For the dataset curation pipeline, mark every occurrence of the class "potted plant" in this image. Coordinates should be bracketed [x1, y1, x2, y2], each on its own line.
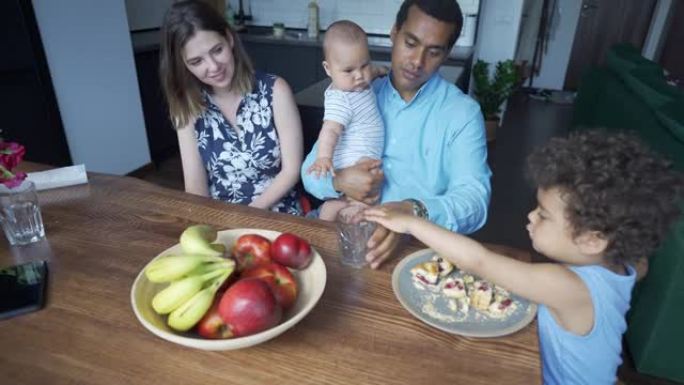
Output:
[472, 59, 519, 141]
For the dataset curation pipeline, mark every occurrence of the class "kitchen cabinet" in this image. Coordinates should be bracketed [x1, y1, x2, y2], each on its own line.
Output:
[0, 0, 71, 166]
[242, 41, 326, 93]
[133, 49, 178, 165]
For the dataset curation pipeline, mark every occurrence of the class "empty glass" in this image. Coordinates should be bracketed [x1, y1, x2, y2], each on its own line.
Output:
[0, 180, 45, 245]
[336, 205, 376, 268]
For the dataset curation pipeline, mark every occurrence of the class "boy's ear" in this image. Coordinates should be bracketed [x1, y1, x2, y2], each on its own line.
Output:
[390, 25, 397, 43]
[575, 231, 609, 256]
[322, 61, 332, 77]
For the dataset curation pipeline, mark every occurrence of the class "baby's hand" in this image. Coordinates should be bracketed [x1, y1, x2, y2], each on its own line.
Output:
[364, 204, 416, 234]
[372, 64, 390, 78]
[307, 157, 335, 178]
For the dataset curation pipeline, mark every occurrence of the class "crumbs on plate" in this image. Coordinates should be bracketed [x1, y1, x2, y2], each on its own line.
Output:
[410, 255, 518, 323]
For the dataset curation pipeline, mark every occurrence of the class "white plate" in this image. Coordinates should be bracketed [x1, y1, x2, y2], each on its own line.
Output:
[392, 248, 537, 338]
[131, 228, 327, 350]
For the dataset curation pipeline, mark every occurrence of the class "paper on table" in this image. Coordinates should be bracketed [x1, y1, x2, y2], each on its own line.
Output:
[26, 164, 88, 191]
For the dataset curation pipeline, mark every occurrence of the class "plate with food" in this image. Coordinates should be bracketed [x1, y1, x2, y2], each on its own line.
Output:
[392, 248, 537, 338]
[131, 225, 326, 350]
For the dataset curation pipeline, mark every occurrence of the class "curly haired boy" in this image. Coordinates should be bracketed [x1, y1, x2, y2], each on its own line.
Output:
[365, 130, 684, 385]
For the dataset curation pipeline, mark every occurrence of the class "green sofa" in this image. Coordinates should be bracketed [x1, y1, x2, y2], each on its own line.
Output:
[572, 44, 684, 383]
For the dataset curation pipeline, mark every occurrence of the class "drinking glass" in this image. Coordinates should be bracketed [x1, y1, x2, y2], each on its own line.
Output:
[336, 205, 375, 268]
[0, 180, 45, 245]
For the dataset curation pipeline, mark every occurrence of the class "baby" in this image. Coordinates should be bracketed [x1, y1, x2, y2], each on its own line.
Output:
[365, 131, 684, 385]
[307, 20, 385, 221]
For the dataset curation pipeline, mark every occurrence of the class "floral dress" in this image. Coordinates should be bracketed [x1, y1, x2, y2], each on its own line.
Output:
[194, 71, 302, 215]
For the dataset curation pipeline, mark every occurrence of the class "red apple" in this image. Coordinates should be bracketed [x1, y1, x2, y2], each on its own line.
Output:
[218, 278, 282, 337]
[196, 299, 233, 339]
[241, 263, 298, 310]
[271, 233, 313, 269]
[233, 234, 272, 272]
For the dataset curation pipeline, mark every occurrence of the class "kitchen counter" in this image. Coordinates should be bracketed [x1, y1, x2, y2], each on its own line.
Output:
[130, 26, 474, 64]
[295, 62, 465, 108]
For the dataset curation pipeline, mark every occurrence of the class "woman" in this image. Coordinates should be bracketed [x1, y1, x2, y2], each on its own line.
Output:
[160, 0, 303, 215]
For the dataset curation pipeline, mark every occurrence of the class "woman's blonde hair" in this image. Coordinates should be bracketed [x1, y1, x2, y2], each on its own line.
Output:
[160, 0, 254, 128]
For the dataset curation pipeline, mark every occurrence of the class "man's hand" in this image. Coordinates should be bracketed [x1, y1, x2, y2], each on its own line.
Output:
[333, 158, 383, 204]
[364, 201, 414, 269]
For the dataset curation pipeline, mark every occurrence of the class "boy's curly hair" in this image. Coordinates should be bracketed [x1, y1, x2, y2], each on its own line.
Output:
[527, 130, 684, 265]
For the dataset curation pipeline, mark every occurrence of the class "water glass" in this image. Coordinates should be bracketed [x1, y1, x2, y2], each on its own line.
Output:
[336, 205, 376, 268]
[0, 180, 45, 245]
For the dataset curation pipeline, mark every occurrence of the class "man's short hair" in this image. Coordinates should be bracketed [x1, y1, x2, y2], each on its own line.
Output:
[394, 0, 464, 49]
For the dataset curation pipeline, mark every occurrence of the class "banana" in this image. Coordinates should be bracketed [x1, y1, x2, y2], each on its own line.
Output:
[145, 254, 221, 283]
[151, 269, 226, 314]
[182, 259, 234, 278]
[167, 270, 232, 331]
[179, 225, 224, 258]
[167, 286, 216, 331]
[210, 243, 226, 254]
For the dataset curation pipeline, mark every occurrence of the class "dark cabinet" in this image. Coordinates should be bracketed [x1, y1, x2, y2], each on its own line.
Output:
[133, 50, 178, 165]
[242, 42, 325, 93]
[0, 0, 71, 166]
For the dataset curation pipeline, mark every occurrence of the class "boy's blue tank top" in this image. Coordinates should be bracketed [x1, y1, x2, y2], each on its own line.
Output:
[538, 264, 636, 385]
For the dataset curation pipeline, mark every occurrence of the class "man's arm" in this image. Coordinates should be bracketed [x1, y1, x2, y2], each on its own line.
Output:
[421, 109, 491, 233]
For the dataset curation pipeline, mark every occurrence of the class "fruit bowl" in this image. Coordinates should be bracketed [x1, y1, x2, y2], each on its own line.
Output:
[130, 228, 327, 350]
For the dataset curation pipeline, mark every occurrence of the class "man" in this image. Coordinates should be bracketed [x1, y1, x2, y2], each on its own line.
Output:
[301, 0, 491, 268]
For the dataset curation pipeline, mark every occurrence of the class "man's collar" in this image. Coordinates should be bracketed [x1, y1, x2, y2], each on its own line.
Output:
[386, 71, 441, 105]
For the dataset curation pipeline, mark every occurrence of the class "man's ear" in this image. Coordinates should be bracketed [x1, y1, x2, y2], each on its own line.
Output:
[390, 25, 397, 43]
[322, 61, 332, 77]
[575, 231, 609, 256]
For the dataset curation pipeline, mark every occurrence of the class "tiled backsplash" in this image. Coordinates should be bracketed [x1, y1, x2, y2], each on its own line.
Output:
[228, 0, 479, 46]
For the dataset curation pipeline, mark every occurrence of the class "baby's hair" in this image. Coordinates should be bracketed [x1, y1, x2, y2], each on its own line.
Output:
[527, 130, 683, 265]
[323, 20, 367, 60]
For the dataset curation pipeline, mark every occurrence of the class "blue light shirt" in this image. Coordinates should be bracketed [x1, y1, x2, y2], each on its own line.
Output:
[301, 72, 491, 233]
[538, 264, 636, 385]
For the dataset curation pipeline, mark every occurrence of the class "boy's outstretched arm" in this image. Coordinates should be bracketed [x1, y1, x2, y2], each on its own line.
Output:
[364, 207, 594, 333]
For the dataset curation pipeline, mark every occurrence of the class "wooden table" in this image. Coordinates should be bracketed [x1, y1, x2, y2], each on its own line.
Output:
[0, 166, 541, 384]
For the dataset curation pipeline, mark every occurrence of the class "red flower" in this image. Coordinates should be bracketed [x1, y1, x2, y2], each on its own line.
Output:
[0, 140, 27, 189]
[0, 142, 26, 170]
[1, 171, 27, 188]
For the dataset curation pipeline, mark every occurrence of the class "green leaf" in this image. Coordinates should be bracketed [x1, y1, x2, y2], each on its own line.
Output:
[472, 59, 520, 120]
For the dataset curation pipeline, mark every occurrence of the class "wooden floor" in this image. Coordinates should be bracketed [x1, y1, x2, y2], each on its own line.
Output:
[134, 91, 680, 385]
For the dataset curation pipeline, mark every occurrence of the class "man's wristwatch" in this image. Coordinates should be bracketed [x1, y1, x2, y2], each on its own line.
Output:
[405, 198, 429, 220]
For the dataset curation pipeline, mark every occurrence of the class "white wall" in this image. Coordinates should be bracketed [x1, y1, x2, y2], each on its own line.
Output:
[125, 0, 480, 46]
[472, 0, 525, 68]
[32, 0, 150, 175]
[527, 0, 581, 90]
